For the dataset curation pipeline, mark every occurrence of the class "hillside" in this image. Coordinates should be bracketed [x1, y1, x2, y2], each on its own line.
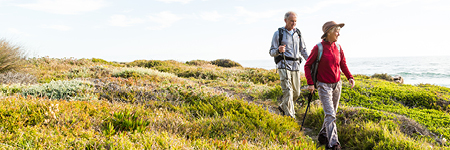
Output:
[0, 57, 448, 149]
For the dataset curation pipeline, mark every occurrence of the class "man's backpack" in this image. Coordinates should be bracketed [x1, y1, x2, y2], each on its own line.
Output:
[274, 27, 303, 64]
[310, 42, 341, 88]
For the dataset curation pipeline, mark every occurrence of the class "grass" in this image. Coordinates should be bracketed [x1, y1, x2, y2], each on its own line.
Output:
[0, 40, 27, 73]
[300, 104, 436, 149]
[340, 75, 450, 140]
[0, 57, 448, 149]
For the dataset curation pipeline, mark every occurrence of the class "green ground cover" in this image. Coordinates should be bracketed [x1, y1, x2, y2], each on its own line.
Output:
[0, 58, 448, 149]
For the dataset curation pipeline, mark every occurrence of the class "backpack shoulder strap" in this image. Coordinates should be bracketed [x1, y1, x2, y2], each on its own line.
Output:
[295, 28, 301, 37]
[317, 42, 323, 61]
[278, 28, 283, 45]
[335, 42, 341, 53]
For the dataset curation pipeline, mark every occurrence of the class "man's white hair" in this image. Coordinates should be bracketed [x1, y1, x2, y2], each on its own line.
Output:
[284, 11, 297, 20]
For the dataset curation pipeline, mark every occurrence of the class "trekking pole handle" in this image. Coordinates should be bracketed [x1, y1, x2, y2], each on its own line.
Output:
[308, 91, 315, 102]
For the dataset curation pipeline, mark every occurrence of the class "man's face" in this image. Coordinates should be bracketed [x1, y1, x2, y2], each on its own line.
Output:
[284, 14, 297, 30]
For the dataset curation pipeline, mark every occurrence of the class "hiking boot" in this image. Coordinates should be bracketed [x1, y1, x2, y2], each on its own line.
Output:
[330, 144, 341, 150]
[318, 133, 328, 145]
[278, 106, 285, 116]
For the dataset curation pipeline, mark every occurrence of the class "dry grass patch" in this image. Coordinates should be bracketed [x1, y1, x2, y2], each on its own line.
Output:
[0, 40, 27, 73]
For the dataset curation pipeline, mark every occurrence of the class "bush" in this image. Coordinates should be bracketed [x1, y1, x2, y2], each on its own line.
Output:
[211, 59, 242, 68]
[263, 85, 282, 100]
[91, 58, 109, 64]
[371, 73, 393, 81]
[21, 80, 96, 100]
[103, 109, 150, 135]
[91, 58, 122, 67]
[354, 74, 370, 79]
[1, 84, 23, 96]
[66, 65, 112, 79]
[0, 39, 27, 73]
[127, 60, 168, 68]
[186, 60, 211, 66]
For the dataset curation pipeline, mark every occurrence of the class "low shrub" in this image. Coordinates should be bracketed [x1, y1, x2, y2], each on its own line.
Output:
[127, 60, 175, 68]
[25, 57, 111, 83]
[1, 84, 23, 96]
[126, 59, 280, 85]
[91, 77, 167, 104]
[371, 73, 393, 81]
[21, 80, 96, 101]
[91, 58, 123, 67]
[354, 74, 370, 79]
[91, 58, 109, 63]
[97, 82, 143, 103]
[66, 65, 112, 79]
[186, 60, 211, 66]
[262, 85, 282, 100]
[239, 68, 279, 84]
[211, 59, 242, 68]
[103, 109, 150, 136]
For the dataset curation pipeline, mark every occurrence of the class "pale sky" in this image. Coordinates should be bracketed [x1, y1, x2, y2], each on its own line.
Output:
[1, 0, 449, 62]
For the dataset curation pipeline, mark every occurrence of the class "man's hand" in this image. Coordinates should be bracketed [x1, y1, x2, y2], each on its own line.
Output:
[349, 79, 356, 89]
[307, 85, 315, 93]
[278, 45, 286, 53]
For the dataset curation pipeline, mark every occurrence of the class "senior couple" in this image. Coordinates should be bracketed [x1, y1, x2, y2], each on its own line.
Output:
[269, 11, 356, 150]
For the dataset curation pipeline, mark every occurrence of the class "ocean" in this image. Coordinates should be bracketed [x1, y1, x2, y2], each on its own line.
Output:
[237, 56, 450, 88]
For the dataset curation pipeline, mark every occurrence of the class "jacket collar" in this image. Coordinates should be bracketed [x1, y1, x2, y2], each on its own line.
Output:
[322, 39, 335, 45]
[282, 27, 297, 32]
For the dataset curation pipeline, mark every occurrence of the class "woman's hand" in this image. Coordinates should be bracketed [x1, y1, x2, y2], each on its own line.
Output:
[307, 85, 315, 93]
[349, 79, 356, 89]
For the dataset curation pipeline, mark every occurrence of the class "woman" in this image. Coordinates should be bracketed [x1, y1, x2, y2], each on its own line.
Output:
[304, 21, 356, 150]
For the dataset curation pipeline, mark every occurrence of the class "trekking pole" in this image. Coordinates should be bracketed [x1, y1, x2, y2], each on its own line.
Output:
[282, 52, 289, 80]
[279, 52, 289, 116]
[300, 91, 314, 131]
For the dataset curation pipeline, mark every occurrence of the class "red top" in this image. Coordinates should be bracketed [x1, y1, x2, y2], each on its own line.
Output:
[304, 40, 353, 85]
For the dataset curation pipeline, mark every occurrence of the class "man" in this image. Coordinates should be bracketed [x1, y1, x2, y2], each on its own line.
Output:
[269, 11, 309, 118]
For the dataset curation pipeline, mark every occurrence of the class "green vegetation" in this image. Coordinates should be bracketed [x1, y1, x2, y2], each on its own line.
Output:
[186, 59, 211, 66]
[371, 73, 393, 81]
[21, 80, 97, 101]
[0, 58, 315, 149]
[339, 75, 450, 143]
[91, 58, 124, 67]
[211, 59, 242, 68]
[0, 57, 448, 149]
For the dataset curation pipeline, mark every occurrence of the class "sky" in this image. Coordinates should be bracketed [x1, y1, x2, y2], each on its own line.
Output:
[1, 0, 449, 63]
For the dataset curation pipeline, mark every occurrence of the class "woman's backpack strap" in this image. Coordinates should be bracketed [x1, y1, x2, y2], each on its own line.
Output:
[335, 42, 341, 53]
[317, 42, 323, 61]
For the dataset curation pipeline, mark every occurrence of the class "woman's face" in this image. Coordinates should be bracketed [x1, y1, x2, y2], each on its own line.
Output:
[328, 27, 340, 42]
